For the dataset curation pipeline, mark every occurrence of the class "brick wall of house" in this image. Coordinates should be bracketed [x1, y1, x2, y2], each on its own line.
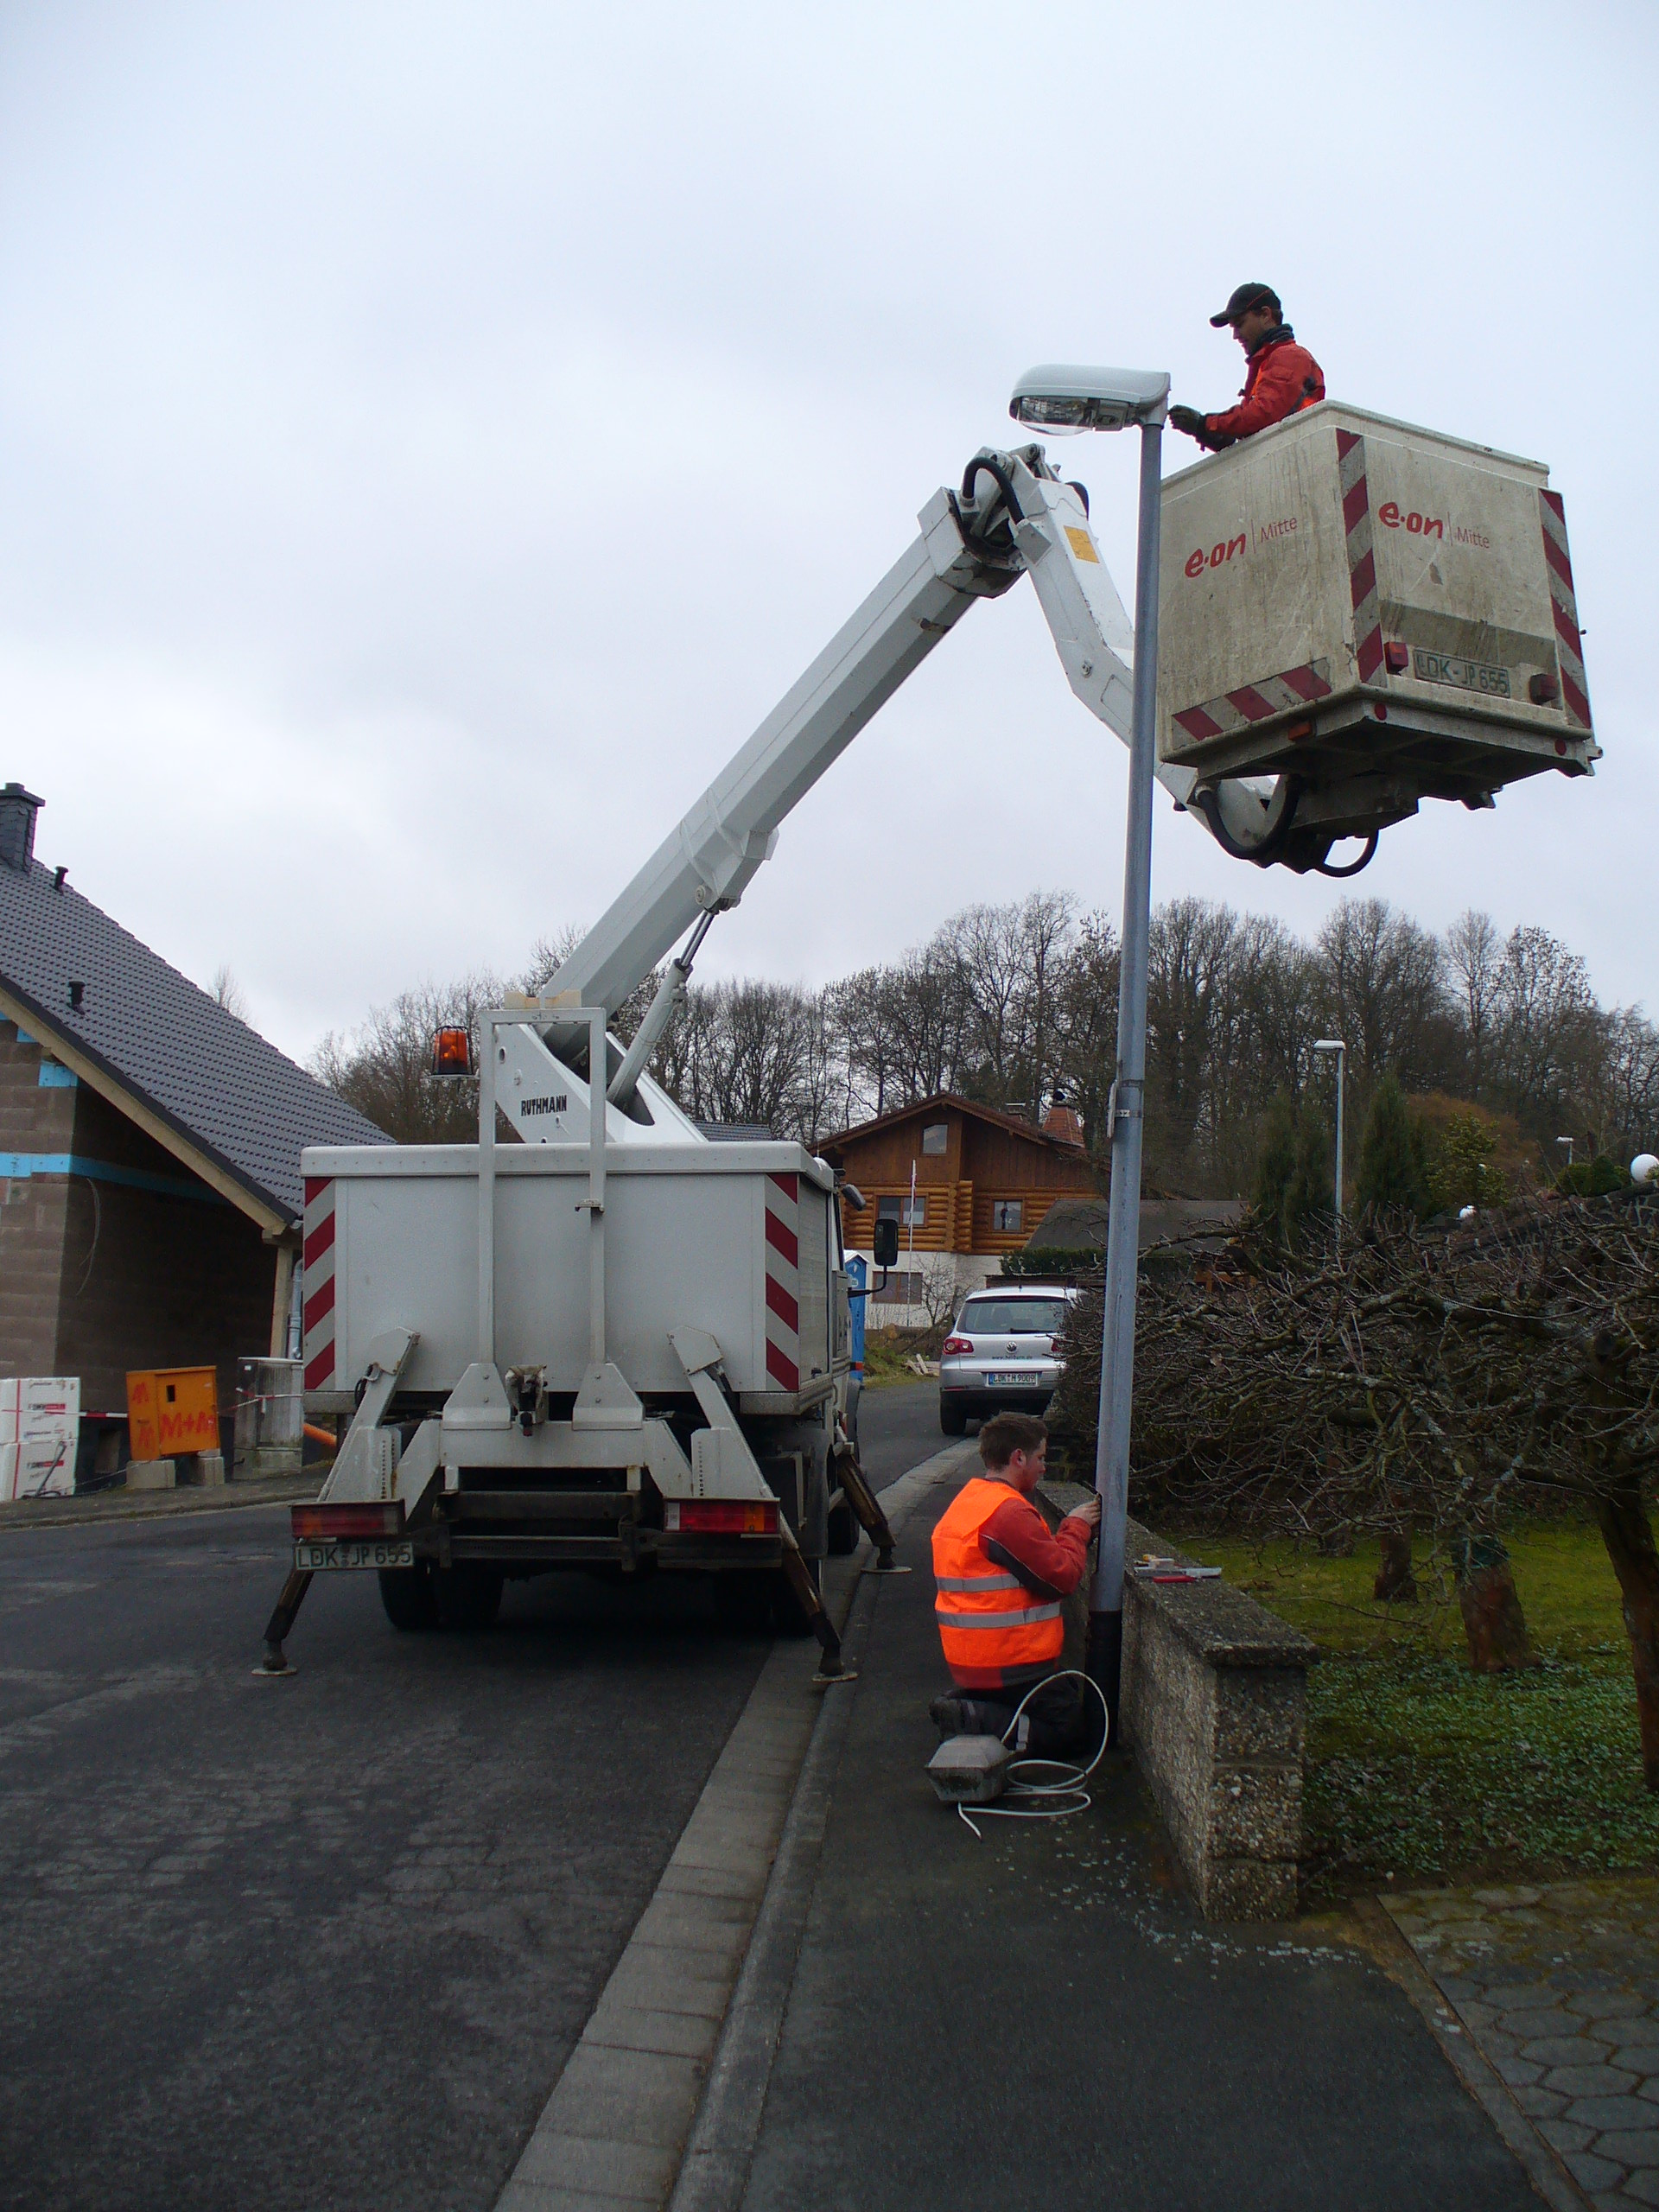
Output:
[0, 1018, 74, 1376]
[0, 1019, 278, 1421]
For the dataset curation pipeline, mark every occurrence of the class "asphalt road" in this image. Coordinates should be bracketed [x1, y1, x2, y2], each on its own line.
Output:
[856, 1379, 944, 1491]
[0, 1385, 941, 2212]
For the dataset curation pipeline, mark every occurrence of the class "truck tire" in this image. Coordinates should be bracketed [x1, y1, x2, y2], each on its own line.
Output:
[826, 1499, 859, 1556]
[434, 1563, 504, 1631]
[378, 1563, 438, 1631]
[939, 1397, 968, 1436]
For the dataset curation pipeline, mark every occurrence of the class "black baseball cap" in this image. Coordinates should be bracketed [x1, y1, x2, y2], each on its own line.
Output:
[1210, 283, 1281, 327]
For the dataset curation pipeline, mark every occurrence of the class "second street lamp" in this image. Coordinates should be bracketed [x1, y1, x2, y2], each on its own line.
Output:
[1313, 1039, 1346, 1217]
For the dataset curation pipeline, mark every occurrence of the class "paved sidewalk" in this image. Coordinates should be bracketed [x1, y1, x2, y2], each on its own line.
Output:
[722, 1465, 1543, 2212]
[1387, 1880, 1659, 2209]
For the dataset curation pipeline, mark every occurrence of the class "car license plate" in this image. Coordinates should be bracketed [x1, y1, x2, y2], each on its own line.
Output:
[983, 1372, 1032, 1388]
[1412, 648, 1511, 699]
[293, 1538, 415, 1572]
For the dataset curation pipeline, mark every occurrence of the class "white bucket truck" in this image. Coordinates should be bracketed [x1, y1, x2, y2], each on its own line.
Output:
[261, 383, 1594, 1673]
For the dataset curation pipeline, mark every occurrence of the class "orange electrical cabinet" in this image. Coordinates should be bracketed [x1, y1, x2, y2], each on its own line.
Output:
[126, 1367, 219, 1461]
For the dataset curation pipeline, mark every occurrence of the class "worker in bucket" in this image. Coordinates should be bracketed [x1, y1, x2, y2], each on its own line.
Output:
[1167, 283, 1325, 452]
[929, 1414, 1101, 1754]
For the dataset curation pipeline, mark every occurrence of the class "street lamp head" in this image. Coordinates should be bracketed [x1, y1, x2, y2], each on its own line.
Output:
[1313, 1039, 1345, 1054]
[1009, 365, 1170, 435]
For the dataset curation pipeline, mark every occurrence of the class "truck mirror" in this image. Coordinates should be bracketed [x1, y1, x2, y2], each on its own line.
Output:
[872, 1218, 899, 1268]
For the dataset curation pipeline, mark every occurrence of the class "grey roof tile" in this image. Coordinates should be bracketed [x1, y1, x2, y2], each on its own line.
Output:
[0, 852, 389, 1224]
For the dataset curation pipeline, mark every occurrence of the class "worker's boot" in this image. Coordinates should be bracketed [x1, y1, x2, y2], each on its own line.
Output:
[929, 1692, 1008, 1740]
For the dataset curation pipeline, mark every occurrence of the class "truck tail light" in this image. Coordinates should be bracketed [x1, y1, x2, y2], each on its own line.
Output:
[943, 1336, 973, 1355]
[1284, 719, 1314, 744]
[1529, 672, 1560, 704]
[430, 1027, 473, 1077]
[291, 1501, 405, 1539]
[1383, 641, 1410, 674]
[664, 1500, 779, 1535]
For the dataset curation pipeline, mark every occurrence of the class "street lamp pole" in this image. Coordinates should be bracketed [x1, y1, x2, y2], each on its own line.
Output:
[1088, 412, 1166, 1738]
[1313, 1039, 1346, 1216]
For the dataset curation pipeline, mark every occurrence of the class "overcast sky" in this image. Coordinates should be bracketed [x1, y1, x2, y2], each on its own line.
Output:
[3, 1, 1653, 1062]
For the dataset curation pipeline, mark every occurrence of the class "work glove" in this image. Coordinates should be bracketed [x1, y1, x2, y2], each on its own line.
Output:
[1167, 404, 1211, 442]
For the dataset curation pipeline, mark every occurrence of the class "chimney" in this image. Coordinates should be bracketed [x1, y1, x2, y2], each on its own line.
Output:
[0, 784, 43, 874]
[1043, 1095, 1084, 1148]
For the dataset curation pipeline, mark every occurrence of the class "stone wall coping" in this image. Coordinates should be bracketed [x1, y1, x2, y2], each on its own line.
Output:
[1034, 1486, 1317, 1673]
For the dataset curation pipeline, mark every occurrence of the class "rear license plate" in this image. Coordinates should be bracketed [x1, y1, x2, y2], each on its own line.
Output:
[983, 1372, 1033, 1388]
[294, 1538, 414, 1571]
[1412, 648, 1511, 699]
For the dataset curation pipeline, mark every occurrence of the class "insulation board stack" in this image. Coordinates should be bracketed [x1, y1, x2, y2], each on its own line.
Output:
[0, 1377, 81, 1500]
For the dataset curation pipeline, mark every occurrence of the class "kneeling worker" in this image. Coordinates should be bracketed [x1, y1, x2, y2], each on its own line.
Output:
[930, 1412, 1101, 1755]
[1168, 282, 1324, 453]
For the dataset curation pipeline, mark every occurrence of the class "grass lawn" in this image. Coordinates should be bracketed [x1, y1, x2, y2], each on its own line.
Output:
[860, 1327, 938, 1389]
[1177, 1520, 1659, 1899]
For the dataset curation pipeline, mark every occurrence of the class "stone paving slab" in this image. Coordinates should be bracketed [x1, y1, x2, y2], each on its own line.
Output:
[1385, 1878, 1659, 2209]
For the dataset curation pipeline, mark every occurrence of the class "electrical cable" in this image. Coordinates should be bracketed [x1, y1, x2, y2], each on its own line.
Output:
[957, 1668, 1112, 1839]
[1313, 831, 1379, 878]
[958, 453, 1025, 530]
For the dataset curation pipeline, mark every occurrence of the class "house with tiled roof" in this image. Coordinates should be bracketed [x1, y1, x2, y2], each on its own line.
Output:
[0, 781, 387, 1454]
[817, 1091, 1098, 1323]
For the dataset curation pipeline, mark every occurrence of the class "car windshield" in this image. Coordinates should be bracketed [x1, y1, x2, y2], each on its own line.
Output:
[958, 1298, 1068, 1337]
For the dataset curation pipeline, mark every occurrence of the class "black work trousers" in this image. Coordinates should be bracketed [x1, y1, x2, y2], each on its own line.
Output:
[974, 1673, 1091, 1758]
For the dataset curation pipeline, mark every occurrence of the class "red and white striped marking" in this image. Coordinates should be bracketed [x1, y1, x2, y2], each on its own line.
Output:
[302, 1177, 337, 1393]
[763, 1173, 801, 1393]
[1336, 429, 1386, 685]
[1172, 658, 1333, 745]
[1539, 490, 1592, 731]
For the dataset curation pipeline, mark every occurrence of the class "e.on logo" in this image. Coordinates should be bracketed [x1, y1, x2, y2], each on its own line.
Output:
[1378, 500, 1444, 540]
[1185, 533, 1245, 579]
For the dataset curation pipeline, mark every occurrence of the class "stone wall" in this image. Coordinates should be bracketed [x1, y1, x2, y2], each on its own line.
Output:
[1120, 1516, 1314, 1920]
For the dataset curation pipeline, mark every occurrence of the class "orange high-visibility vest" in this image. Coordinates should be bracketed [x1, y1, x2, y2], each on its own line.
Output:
[932, 1477, 1063, 1679]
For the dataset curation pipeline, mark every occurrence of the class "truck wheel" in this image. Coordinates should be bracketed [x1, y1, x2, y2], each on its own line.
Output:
[434, 1563, 504, 1630]
[939, 1398, 968, 1436]
[715, 1571, 774, 1636]
[378, 1564, 438, 1631]
[826, 1500, 859, 1556]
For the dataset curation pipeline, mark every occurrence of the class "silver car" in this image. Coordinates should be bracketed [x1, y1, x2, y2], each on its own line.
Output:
[938, 1286, 1077, 1434]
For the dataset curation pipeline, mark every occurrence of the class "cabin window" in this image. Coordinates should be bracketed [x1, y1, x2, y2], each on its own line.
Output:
[991, 1199, 1023, 1233]
[878, 1193, 927, 1228]
[921, 1122, 948, 1156]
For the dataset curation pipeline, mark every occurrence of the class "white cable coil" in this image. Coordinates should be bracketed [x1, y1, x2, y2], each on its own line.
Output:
[957, 1668, 1111, 1839]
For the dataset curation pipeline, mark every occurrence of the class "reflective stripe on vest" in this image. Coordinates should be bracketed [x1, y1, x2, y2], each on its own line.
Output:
[934, 1601, 1062, 1631]
[931, 1476, 1065, 1676]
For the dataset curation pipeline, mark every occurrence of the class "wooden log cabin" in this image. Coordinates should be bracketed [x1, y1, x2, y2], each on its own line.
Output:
[818, 1093, 1098, 1324]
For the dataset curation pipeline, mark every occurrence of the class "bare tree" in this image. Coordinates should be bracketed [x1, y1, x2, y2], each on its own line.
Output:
[211, 964, 248, 1020]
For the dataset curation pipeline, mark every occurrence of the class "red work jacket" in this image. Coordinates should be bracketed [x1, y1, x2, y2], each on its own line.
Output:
[1205, 332, 1325, 446]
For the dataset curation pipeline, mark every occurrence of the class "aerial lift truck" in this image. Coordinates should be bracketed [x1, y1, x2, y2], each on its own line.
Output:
[263, 381, 1595, 1675]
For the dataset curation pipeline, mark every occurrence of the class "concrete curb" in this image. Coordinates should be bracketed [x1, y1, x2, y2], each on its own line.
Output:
[0, 1471, 323, 1534]
[666, 1446, 963, 2212]
[493, 1442, 975, 2212]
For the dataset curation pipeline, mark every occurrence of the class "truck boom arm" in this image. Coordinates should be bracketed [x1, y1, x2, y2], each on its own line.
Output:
[546, 444, 1198, 1024]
